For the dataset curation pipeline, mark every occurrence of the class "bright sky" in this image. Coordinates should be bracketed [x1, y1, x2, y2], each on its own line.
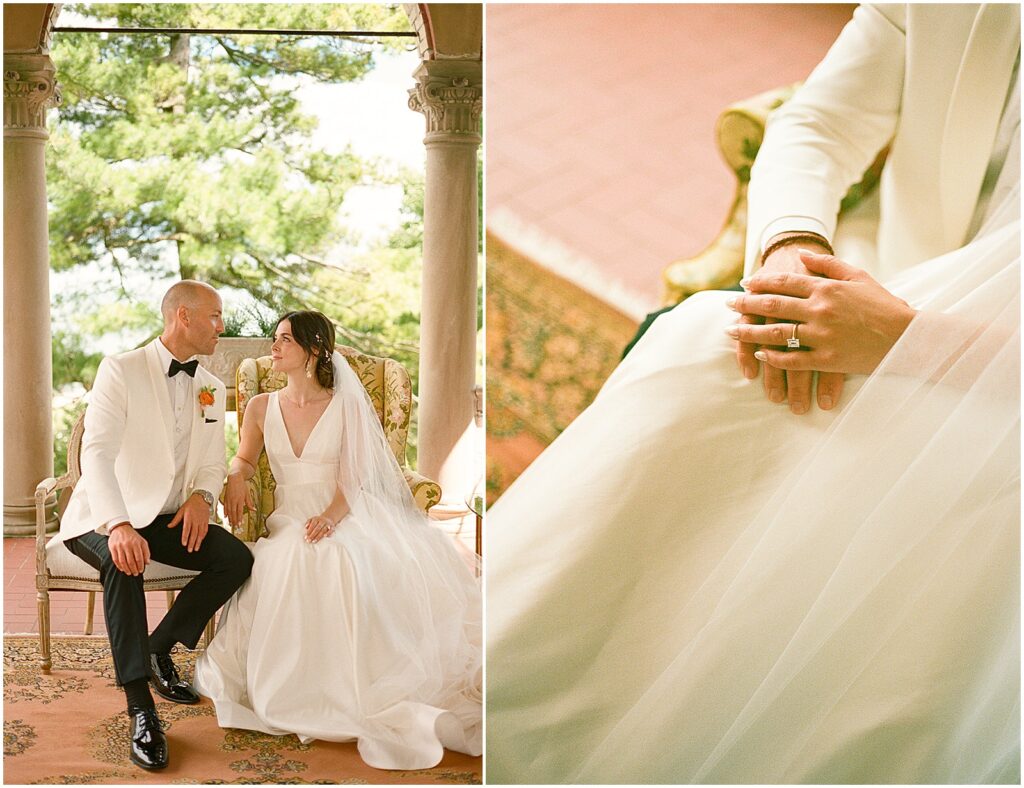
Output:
[300, 49, 425, 248]
[301, 51, 424, 169]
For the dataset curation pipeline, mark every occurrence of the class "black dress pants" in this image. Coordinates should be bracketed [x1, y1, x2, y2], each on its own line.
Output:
[66, 514, 253, 686]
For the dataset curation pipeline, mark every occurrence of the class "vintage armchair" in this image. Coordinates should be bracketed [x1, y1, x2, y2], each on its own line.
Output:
[230, 345, 441, 542]
[34, 412, 214, 673]
[661, 84, 885, 306]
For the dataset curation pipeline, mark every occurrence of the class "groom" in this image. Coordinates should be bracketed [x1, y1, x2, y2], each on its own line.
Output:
[57, 280, 254, 770]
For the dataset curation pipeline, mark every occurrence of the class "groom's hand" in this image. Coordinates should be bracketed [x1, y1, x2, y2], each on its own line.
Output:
[168, 494, 210, 553]
[108, 522, 151, 576]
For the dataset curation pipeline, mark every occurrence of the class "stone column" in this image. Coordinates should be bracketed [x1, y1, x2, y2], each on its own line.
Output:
[409, 59, 482, 516]
[4, 55, 61, 535]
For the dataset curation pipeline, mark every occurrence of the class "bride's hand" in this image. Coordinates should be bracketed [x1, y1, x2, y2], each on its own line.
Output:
[305, 515, 336, 543]
[224, 471, 254, 528]
[725, 250, 917, 376]
[735, 240, 845, 413]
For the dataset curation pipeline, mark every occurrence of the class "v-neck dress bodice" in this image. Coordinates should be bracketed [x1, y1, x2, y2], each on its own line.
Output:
[263, 391, 339, 524]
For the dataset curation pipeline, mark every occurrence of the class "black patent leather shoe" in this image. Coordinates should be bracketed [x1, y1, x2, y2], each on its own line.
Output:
[148, 652, 200, 704]
[128, 706, 168, 770]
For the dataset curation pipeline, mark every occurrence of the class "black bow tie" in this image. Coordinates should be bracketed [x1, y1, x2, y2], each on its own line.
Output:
[168, 359, 199, 378]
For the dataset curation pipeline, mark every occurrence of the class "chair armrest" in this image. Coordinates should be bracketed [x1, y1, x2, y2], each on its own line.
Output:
[403, 469, 441, 513]
[35, 475, 71, 583]
[35, 477, 58, 501]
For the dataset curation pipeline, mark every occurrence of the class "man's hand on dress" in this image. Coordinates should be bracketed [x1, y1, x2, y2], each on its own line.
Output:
[727, 250, 917, 376]
[733, 237, 846, 414]
[108, 522, 151, 576]
[168, 493, 211, 553]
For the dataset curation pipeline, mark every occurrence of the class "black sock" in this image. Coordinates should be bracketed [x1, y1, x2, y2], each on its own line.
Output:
[124, 677, 155, 712]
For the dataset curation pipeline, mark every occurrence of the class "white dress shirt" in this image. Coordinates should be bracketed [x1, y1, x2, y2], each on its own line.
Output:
[153, 338, 199, 515]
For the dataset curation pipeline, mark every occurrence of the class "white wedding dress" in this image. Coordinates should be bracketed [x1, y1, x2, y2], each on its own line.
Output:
[486, 192, 1020, 780]
[194, 378, 481, 771]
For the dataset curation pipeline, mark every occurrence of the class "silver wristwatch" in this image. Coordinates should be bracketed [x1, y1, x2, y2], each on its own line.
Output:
[194, 489, 215, 509]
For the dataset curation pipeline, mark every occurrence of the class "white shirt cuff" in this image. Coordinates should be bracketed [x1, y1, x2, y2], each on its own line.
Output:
[759, 217, 832, 254]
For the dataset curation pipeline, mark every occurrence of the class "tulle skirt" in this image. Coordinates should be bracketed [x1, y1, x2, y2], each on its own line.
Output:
[486, 208, 1020, 783]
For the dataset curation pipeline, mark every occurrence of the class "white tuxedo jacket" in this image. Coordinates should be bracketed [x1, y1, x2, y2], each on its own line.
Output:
[745, 3, 1020, 277]
[57, 339, 227, 542]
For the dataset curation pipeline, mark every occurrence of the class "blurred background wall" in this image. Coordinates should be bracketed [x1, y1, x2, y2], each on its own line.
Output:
[486, 4, 856, 501]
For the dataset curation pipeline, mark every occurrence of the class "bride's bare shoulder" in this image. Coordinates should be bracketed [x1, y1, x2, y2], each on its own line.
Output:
[243, 393, 271, 428]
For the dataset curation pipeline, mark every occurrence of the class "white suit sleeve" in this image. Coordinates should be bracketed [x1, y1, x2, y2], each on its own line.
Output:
[80, 356, 132, 529]
[744, 3, 907, 275]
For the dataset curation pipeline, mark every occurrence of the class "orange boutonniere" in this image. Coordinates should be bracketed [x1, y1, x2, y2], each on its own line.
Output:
[198, 386, 216, 416]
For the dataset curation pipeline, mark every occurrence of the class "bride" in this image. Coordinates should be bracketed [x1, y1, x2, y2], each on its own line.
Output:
[193, 310, 481, 770]
[486, 5, 1019, 784]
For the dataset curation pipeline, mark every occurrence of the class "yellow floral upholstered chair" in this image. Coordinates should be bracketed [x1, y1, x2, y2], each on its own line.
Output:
[661, 84, 885, 306]
[231, 345, 441, 542]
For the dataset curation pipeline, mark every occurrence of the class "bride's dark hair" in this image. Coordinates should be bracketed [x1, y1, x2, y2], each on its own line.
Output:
[275, 310, 336, 390]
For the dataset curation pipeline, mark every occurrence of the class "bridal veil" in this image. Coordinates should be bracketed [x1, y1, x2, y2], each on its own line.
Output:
[328, 351, 483, 758]
[329, 348, 483, 667]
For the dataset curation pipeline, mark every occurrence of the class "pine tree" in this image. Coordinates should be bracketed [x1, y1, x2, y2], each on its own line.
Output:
[48, 3, 424, 380]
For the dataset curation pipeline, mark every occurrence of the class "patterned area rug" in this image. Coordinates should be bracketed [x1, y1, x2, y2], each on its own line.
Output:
[486, 232, 639, 502]
[3, 635, 481, 785]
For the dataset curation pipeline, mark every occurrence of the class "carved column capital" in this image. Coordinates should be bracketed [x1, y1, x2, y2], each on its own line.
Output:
[408, 60, 482, 145]
[4, 54, 62, 140]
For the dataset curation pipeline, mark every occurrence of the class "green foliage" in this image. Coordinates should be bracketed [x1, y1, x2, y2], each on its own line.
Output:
[52, 331, 103, 391]
[51, 295, 161, 388]
[222, 301, 277, 337]
[741, 136, 760, 163]
[49, 3, 421, 362]
[52, 398, 88, 477]
[386, 167, 424, 250]
[225, 415, 239, 463]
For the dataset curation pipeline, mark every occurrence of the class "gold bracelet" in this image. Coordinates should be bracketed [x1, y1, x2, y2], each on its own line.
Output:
[761, 232, 834, 266]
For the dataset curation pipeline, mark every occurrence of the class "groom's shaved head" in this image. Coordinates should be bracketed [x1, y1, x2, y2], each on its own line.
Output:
[160, 280, 223, 357]
[161, 280, 220, 325]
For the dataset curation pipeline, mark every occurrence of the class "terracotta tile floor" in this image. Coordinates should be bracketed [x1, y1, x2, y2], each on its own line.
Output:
[5, 536, 170, 636]
[486, 3, 855, 310]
